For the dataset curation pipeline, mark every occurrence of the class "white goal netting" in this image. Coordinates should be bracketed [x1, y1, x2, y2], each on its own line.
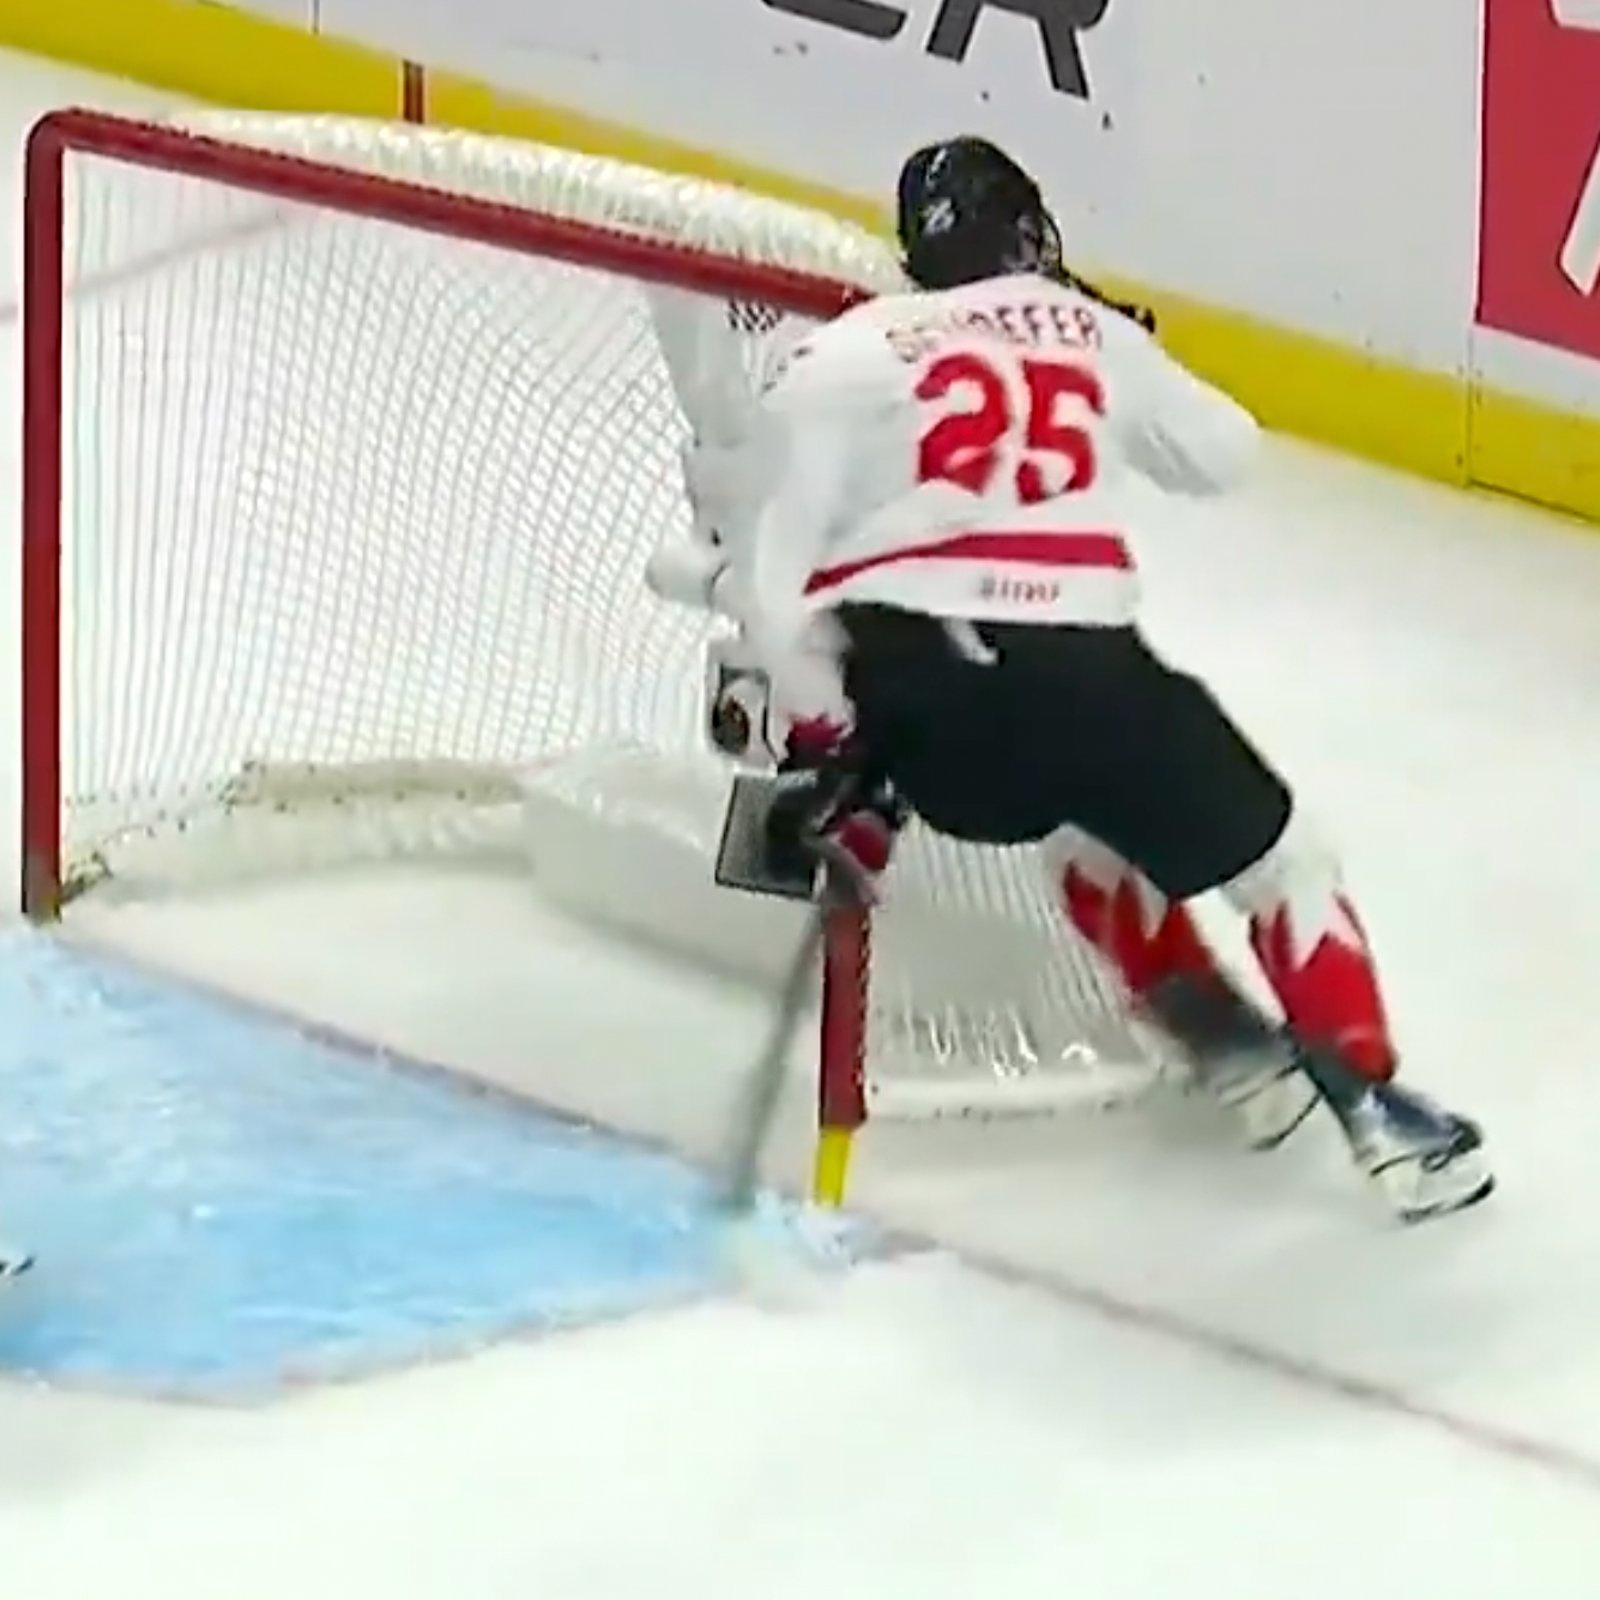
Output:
[35, 110, 1173, 1118]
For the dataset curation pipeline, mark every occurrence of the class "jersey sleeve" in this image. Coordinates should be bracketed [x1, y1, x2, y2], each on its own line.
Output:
[736, 336, 868, 728]
[1103, 317, 1261, 496]
[650, 321, 854, 620]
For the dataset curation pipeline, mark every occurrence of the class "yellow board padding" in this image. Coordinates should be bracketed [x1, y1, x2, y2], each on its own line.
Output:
[1053, 279, 1600, 529]
[1470, 382, 1600, 530]
[2, 0, 402, 117]
[5, 0, 1599, 529]
[1094, 274, 1474, 489]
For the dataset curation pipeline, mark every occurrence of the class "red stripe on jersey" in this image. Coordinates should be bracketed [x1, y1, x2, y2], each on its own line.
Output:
[803, 530, 1131, 597]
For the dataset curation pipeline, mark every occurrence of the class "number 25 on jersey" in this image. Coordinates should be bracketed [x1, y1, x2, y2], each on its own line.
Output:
[914, 348, 1106, 506]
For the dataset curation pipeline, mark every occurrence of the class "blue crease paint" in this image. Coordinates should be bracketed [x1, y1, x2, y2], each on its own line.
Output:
[0, 928, 870, 1398]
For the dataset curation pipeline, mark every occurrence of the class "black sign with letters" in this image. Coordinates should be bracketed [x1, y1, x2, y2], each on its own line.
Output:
[761, 0, 1110, 98]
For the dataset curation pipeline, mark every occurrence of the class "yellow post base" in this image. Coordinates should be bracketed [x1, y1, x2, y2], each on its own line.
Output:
[810, 1126, 856, 1208]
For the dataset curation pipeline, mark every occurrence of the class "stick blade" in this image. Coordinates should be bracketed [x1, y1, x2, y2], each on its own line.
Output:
[714, 772, 818, 902]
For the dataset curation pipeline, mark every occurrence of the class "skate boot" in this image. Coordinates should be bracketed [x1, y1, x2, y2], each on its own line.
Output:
[1145, 973, 1319, 1150]
[1300, 1053, 1494, 1223]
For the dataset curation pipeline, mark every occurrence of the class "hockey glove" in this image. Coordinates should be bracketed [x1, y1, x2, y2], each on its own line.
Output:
[782, 713, 854, 773]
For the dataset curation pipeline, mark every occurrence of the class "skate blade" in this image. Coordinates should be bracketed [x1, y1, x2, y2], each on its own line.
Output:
[1374, 1152, 1496, 1224]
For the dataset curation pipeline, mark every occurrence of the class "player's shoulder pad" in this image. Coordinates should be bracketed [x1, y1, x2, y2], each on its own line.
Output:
[758, 301, 899, 412]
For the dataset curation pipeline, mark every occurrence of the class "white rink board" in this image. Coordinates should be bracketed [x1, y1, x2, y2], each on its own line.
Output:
[306, 0, 1483, 380]
[213, 0, 1600, 423]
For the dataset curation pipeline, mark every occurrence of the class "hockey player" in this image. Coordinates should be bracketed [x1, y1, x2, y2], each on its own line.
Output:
[654, 142, 1312, 1150]
[896, 136, 1322, 1150]
[723, 138, 1492, 1225]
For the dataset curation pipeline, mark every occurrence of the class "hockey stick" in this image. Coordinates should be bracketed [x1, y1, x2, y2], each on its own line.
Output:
[713, 841, 870, 1221]
[713, 898, 828, 1220]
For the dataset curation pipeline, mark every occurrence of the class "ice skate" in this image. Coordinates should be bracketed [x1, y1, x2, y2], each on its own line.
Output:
[1302, 1054, 1493, 1223]
[0, 1242, 34, 1280]
[1145, 973, 1318, 1150]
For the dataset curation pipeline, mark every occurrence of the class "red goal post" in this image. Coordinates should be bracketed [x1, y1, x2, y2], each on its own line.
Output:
[19, 108, 1170, 1203]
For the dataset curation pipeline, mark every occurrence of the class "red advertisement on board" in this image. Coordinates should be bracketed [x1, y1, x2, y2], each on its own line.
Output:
[1477, 0, 1600, 361]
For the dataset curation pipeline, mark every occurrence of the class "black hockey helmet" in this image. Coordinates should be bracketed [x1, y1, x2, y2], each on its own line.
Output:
[895, 136, 1062, 290]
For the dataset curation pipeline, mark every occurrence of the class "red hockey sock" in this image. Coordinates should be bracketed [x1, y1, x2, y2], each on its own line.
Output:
[1247, 893, 1395, 1081]
[1060, 861, 1219, 998]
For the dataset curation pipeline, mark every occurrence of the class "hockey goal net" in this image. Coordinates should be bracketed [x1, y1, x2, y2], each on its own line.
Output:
[20, 109, 1172, 1184]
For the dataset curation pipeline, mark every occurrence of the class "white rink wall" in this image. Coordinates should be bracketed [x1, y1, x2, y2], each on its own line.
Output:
[212, 0, 1598, 421]
[311, 0, 1482, 371]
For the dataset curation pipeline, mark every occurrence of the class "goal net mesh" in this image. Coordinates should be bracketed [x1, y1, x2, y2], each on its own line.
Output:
[38, 111, 1172, 1118]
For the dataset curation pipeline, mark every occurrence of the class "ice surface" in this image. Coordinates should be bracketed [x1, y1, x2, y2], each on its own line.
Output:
[5, 47, 1600, 1600]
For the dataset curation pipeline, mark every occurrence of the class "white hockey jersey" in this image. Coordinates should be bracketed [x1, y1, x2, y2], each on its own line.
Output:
[729, 273, 1258, 711]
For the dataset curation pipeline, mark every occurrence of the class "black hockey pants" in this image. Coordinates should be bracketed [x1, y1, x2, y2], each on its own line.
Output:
[835, 604, 1292, 900]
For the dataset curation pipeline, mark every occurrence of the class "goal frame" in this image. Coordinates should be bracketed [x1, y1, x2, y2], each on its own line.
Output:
[18, 107, 876, 1197]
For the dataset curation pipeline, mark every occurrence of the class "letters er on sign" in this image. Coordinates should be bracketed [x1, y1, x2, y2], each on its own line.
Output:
[762, 0, 1111, 99]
